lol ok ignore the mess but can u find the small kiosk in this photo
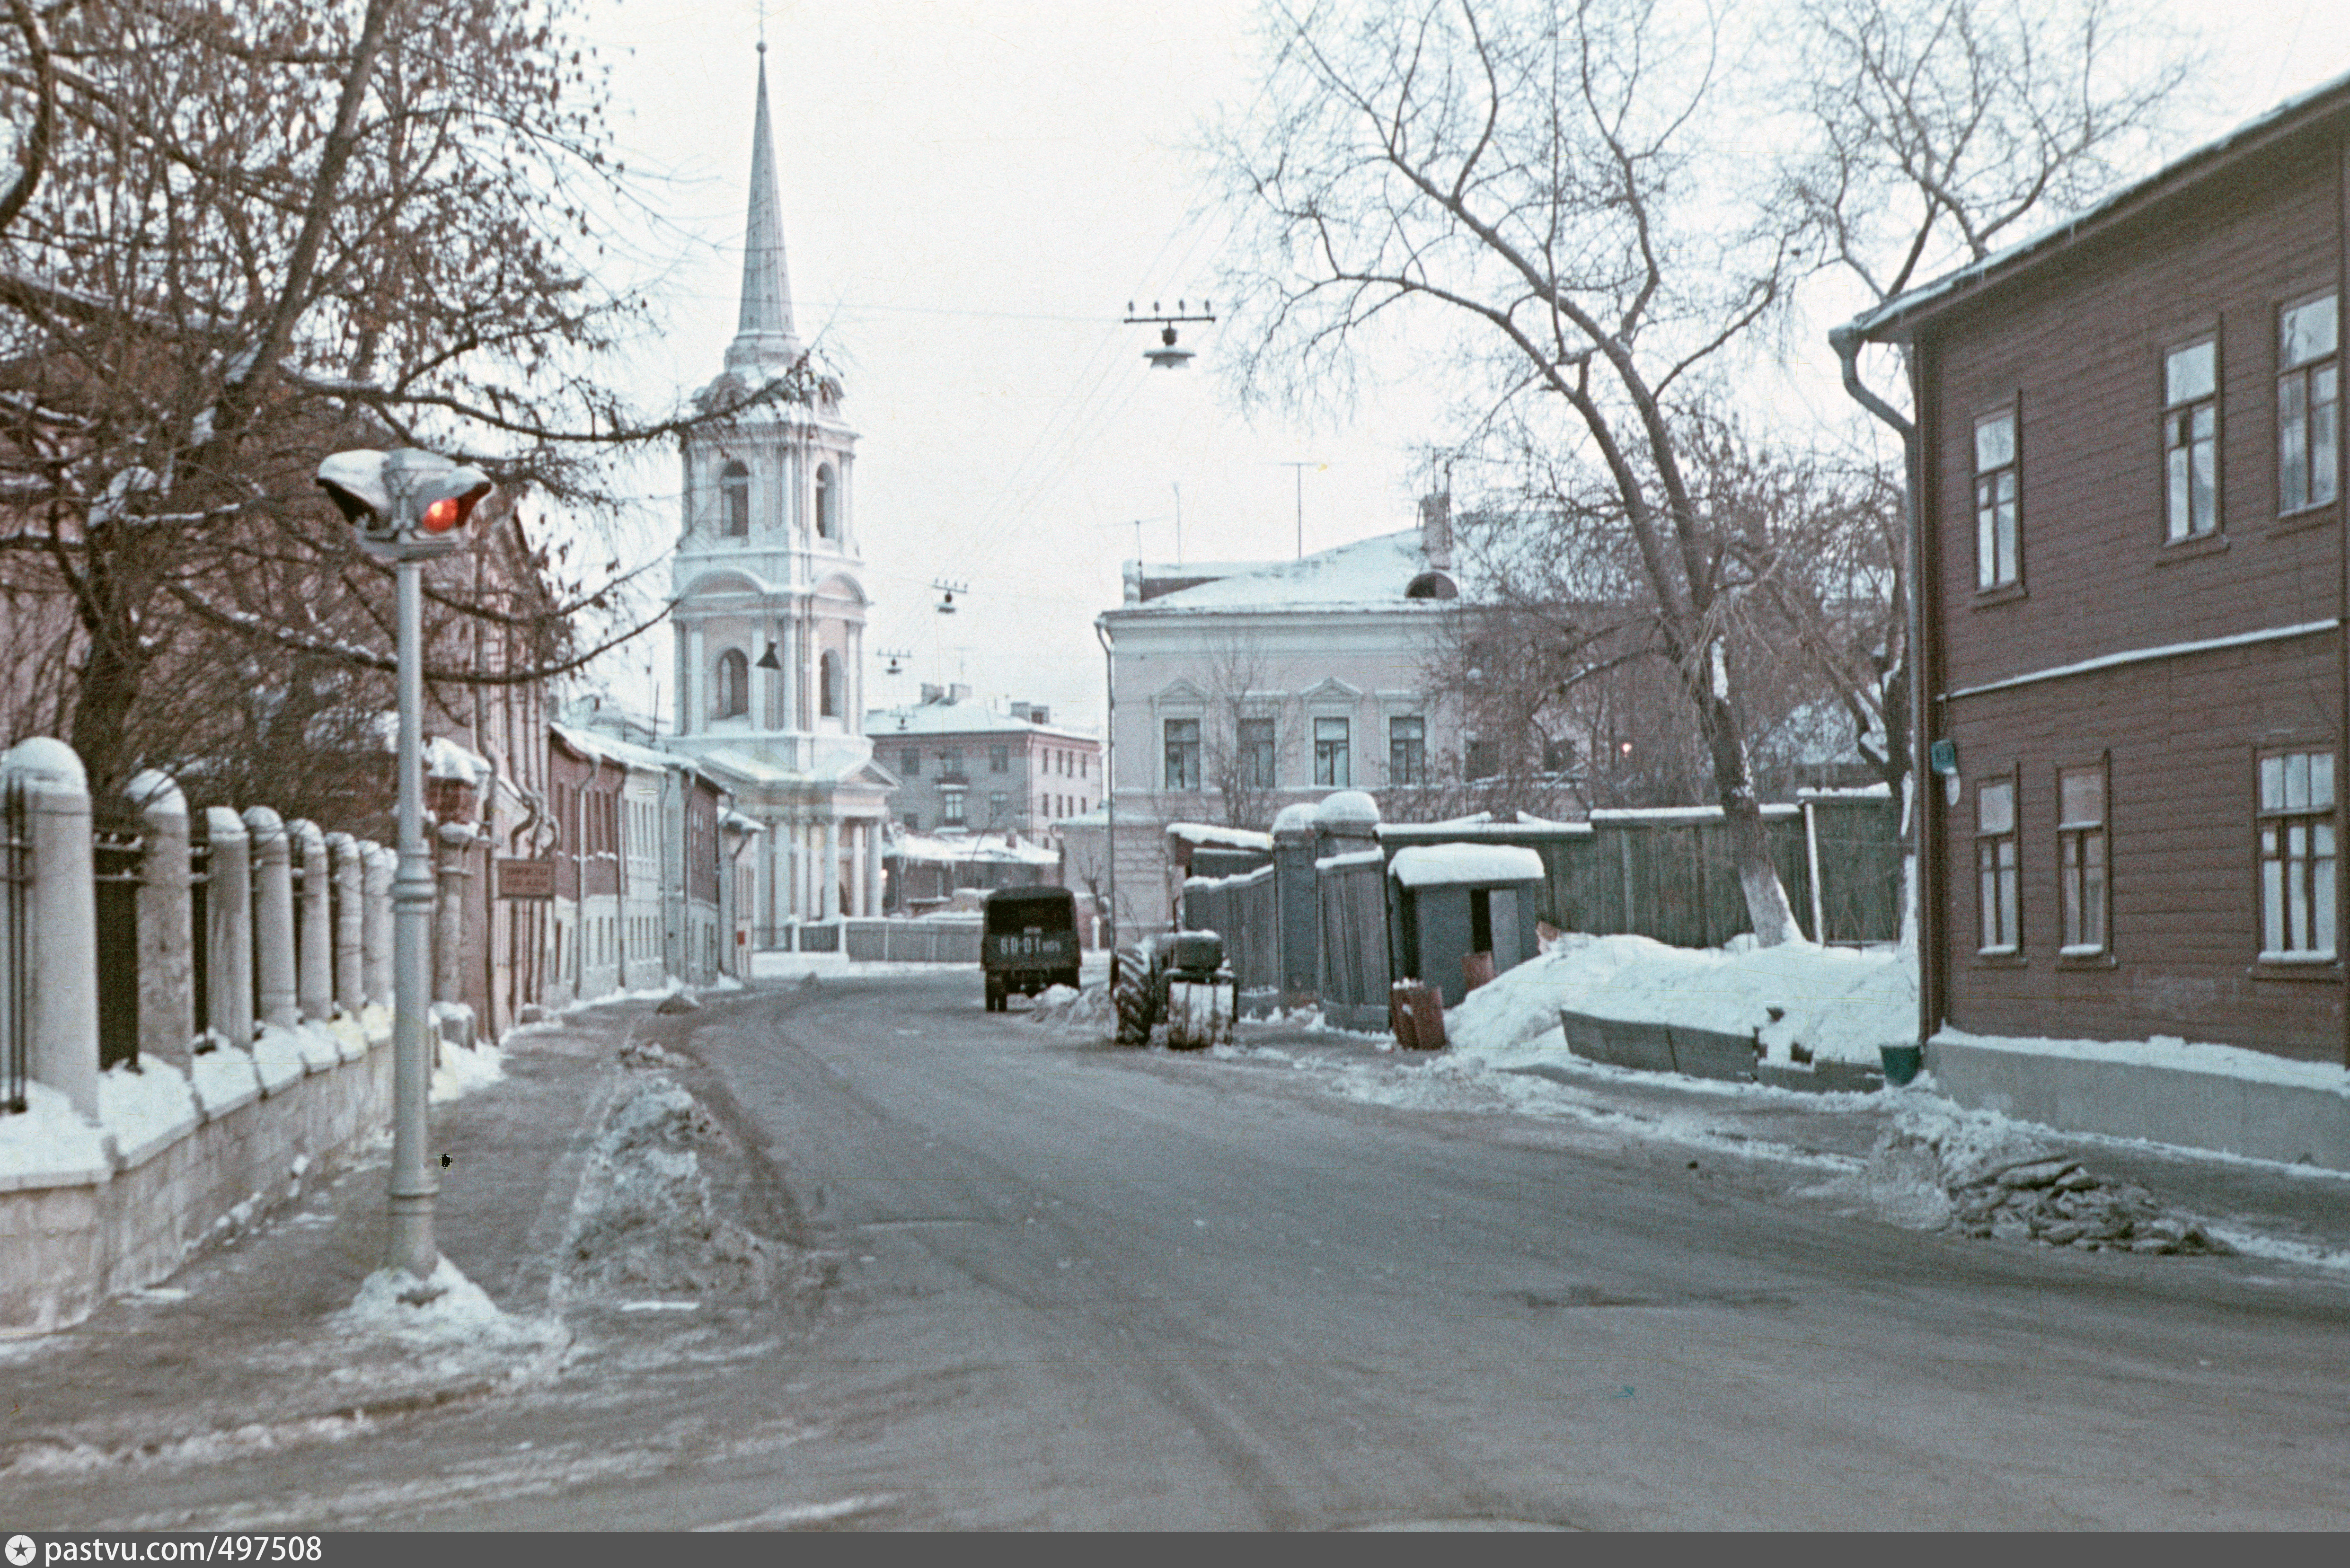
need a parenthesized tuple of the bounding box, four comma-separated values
(1386, 844, 1546, 1006)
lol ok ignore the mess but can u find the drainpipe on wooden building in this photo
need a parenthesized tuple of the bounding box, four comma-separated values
(1829, 322, 1935, 1067)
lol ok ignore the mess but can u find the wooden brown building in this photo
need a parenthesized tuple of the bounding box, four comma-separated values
(1845, 75, 2350, 1067)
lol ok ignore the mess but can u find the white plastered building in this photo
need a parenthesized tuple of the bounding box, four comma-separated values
(1091, 501, 1470, 934)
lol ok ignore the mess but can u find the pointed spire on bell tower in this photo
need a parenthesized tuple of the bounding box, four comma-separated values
(726, 43, 801, 376)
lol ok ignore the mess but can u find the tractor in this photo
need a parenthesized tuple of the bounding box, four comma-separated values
(1111, 931, 1237, 1049)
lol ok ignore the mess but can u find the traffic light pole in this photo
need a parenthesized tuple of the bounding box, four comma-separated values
(313, 444, 491, 1283)
(387, 554, 439, 1278)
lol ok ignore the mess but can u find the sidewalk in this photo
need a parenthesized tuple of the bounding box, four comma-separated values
(1207, 1013, 2350, 1277)
(0, 996, 646, 1476)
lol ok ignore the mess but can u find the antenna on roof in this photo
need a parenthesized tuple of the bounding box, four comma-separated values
(931, 579, 967, 615)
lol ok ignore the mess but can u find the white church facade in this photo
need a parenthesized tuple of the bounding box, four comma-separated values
(662, 49, 895, 946)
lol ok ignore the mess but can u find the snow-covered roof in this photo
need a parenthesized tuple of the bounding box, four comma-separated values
(1112, 530, 1467, 614)
(1166, 822, 1274, 852)
(1588, 804, 1802, 825)
(865, 700, 1096, 741)
(1850, 67, 2350, 343)
(888, 829, 1060, 866)
(1387, 843, 1547, 888)
(551, 722, 684, 776)
(424, 735, 494, 789)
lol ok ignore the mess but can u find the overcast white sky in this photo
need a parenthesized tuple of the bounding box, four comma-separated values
(574, 0, 2350, 734)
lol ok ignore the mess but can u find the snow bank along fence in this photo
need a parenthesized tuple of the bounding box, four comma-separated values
(0, 738, 416, 1334)
(1177, 790, 1904, 1028)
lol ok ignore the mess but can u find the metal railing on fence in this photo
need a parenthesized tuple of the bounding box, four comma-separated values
(3, 780, 27, 1113)
(188, 819, 212, 1049)
(91, 802, 143, 1073)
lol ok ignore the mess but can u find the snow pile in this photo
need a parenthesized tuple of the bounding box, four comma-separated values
(0, 1081, 112, 1189)
(343, 1256, 512, 1336)
(1856, 1100, 2233, 1255)
(1026, 982, 1115, 1034)
(560, 1074, 787, 1301)
(430, 1035, 505, 1103)
(335, 1255, 568, 1376)
(1448, 933, 1916, 1066)
(97, 1058, 200, 1166)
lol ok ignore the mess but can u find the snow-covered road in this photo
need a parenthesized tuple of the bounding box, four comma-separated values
(6, 974, 2344, 1529)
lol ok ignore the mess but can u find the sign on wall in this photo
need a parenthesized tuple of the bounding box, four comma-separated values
(496, 857, 555, 899)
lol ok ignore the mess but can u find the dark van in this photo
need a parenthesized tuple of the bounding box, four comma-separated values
(981, 885, 1081, 1011)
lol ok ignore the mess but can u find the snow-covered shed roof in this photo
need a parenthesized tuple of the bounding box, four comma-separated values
(1387, 843, 1546, 888)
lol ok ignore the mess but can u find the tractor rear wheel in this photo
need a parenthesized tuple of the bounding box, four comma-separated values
(1113, 946, 1156, 1045)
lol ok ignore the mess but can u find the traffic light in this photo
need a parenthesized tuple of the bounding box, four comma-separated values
(317, 448, 495, 560)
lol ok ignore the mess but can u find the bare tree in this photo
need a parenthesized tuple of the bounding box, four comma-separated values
(0, 0, 807, 798)
(1794, 0, 2202, 808)
(1797, 0, 2200, 310)
(1216, 0, 1816, 942)
(1196, 633, 1291, 830)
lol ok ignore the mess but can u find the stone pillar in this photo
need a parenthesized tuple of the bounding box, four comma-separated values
(126, 770, 194, 1067)
(289, 819, 332, 1023)
(243, 806, 297, 1031)
(864, 819, 883, 917)
(433, 822, 474, 1005)
(203, 808, 252, 1049)
(362, 842, 393, 1008)
(4, 739, 100, 1117)
(822, 818, 840, 921)
(327, 832, 364, 1017)
(793, 819, 808, 923)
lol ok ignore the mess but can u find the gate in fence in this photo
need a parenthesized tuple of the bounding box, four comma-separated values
(3, 779, 26, 1113)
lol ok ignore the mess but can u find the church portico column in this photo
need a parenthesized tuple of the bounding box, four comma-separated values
(864, 820, 883, 916)
(686, 625, 706, 734)
(848, 821, 867, 918)
(822, 818, 840, 921)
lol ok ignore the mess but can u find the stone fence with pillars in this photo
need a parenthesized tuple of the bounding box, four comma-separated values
(0, 737, 440, 1334)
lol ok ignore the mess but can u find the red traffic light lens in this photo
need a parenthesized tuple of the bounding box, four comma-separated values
(418, 480, 491, 535)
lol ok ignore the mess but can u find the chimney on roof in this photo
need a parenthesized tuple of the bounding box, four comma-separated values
(950, 683, 972, 704)
(1010, 702, 1031, 722)
(1028, 705, 1049, 725)
(920, 682, 945, 704)
(1420, 492, 1453, 571)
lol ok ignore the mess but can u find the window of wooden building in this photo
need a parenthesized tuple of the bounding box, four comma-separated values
(2257, 749, 2335, 962)
(2164, 338, 2219, 541)
(1974, 410, 2019, 590)
(1976, 775, 2019, 954)
(2279, 292, 2338, 514)
(2057, 763, 2109, 956)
